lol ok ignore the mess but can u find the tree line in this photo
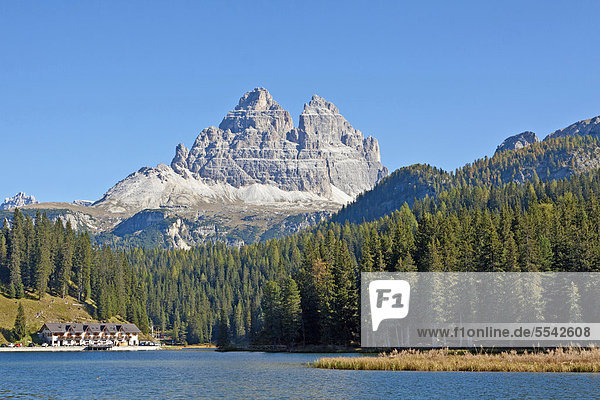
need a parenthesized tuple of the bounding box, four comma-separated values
(3, 158, 600, 346)
(0, 210, 149, 333)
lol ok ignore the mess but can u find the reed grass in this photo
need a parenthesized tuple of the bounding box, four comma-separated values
(312, 347, 600, 373)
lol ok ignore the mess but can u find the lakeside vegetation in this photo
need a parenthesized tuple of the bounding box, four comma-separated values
(313, 348, 600, 373)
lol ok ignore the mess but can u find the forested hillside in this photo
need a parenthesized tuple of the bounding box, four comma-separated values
(0, 210, 149, 333)
(332, 135, 600, 224)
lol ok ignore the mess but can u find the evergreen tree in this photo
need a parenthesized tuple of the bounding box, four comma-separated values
(34, 214, 52, 300)
(173, 309, 182, 343)
(12, 302, 27, 341)
(261, 280, 282, 343)
(8, 209, 25, 298)
(280, 278, 302, 345)
(0, 231, 7, 284)
(216, 309, 230, 349)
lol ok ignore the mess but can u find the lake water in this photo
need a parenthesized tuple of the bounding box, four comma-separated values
(1, 350, 599, 399)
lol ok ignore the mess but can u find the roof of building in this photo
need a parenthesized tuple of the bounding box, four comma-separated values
(41, 323, 68, 333)
(40, 322, 142, 335)
(69, 323, 85, 333)
(86, 323, 102, 333)
(120, 324, 142, 334)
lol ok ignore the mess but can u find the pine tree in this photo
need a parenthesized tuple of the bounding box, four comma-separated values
(262, 280, 282, 343)
(75, 232, 93, 301)
(216, 309, 230, 349)
(34, 214, 52, 300)
(232, 302, 245, 339)
(186, 313, 204, 344)
(280, 278, 302, 345)
(173, 309, 182, 343)
(56, 221, 75, 298)
(0, 231, 7, 284)
(8, 209, 25, 298)
(12, 302, 27, 341)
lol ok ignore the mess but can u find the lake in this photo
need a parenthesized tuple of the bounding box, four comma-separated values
(1, 350, 599, 399)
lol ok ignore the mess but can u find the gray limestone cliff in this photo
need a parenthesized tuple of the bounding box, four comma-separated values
(170, 88, 387, 199)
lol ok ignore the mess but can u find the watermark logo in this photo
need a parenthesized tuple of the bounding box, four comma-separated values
(362, 272, 600, 347)
(369, 280, 411, 331)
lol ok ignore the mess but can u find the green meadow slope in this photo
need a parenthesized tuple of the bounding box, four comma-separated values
(0, 293, 96, 343)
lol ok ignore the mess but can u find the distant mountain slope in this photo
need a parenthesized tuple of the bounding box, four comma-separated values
(332, 134, 600, 224)
(546, 116, 600, 140)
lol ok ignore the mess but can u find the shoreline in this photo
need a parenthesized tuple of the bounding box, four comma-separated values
(312, 348, 600, 373)
(0, 345, 161, 352)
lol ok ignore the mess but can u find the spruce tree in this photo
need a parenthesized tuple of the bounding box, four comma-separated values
(0, 232, 7, 284)
(216, 309, 230, 349)
(8, 209, 25, 298)
(262, 280, 282, 343)
(12, 302, 27, 341)
(280, 278, 302, 345)
(34, 214, 52, 300)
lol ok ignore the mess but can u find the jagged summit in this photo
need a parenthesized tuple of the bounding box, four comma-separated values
(304, 94, 339, 114)
(95, 88, 388, 214)
(234, 87, 280, 110)
(1, 192, 38, 210)
(218, 88, 293, 135)
(496, 131, 540, 154)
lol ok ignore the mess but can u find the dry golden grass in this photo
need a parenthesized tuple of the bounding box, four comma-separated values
(313, 348, 600, 373)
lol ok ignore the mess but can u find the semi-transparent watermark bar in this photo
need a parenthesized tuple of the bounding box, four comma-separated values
(361, 273, 600, 348)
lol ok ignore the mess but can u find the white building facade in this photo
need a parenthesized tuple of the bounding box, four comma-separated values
(39, 323, 141, 346)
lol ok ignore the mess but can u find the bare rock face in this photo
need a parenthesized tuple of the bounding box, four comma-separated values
(167, 88, 387, 203)
(297, 95, 387, 196)
(1, 192, 38, 210)
(545, 116, 600, 140)
(218, 88, 294, 136)
(495, 131, 540, 154)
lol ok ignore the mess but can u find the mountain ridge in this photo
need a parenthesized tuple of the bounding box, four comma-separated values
(332, 118, 600, 225)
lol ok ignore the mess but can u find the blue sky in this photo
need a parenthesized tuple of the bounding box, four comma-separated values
(2, 1, 600, 203)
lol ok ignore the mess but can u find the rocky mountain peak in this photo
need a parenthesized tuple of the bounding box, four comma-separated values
(99, 88, 387, 215)
(1, 192, 38, 210)
(235, 87, 278, 111)
(305, 94, 340, 114)
(218, 88, 293, 135)
(299, 94, 363, 148)
(496, 131, 540, 154)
